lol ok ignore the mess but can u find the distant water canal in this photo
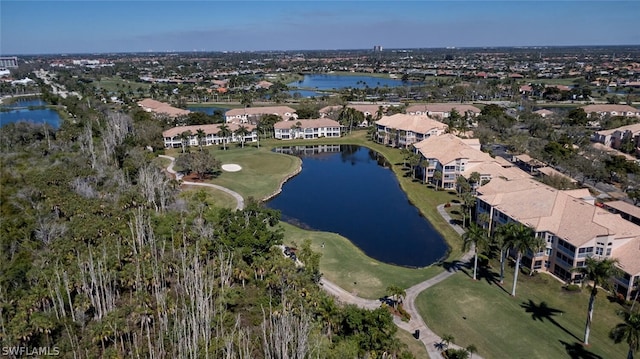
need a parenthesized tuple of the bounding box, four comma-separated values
(266, 145, 448, 267)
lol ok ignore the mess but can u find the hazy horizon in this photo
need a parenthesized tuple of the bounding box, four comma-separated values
(2, 1, 639, 56)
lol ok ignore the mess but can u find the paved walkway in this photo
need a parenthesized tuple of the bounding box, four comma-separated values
(159, 155, 245, 210)
(320, 203, 483, 359)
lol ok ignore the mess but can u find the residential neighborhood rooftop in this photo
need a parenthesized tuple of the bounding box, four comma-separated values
(375, 113, 446, 134)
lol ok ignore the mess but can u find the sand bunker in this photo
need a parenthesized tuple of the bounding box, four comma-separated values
(221, 164, 242, 172)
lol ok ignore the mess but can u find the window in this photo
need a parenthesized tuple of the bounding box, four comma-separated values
(595, 248, 604, 255)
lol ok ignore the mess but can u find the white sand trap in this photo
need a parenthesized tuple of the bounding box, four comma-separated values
(221, 164, 242, 172)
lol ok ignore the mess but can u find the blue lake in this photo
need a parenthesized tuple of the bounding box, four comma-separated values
(187, 106, 229, 115)
(0, 99, 61, 128)
(289, 74, 406, 91)
(267, 145, 448, 267)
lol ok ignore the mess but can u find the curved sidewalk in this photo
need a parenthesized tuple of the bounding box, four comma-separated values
(159, 154, 245, 210)
(320, 203, 481, 359)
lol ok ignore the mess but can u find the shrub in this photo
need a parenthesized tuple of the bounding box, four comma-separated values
(564, 284, 581, 292)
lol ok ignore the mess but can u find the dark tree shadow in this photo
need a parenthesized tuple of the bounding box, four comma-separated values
(559, 340, 603, 359)
(476, 265, 511, 294)
(521, 300, 581, 342)
(438, 260, 470, 275)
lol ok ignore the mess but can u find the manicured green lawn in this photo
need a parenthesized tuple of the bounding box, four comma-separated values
(280, 222, 440, 300)
(166, 146, 302, 202)
(417, 263, 627, 359)
(95, 76, 150, 93)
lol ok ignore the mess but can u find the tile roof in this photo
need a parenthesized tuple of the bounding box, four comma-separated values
(612, 239, 640, 276)
(414, 134, 495, 166)
(582, 104, 640, 115)
(478, 177, 640, 248)
(375, 113, 447, 134)
(603, 200, 640, 219)
(594, 122, 640, 136)
(138, 98, 191, 117)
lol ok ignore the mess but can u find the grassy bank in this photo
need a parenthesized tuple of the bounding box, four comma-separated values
(417, 262, 627, 358)
(280, 222, 440, 299)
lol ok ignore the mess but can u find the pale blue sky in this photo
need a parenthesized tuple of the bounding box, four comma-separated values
(1, 1, 639, 55)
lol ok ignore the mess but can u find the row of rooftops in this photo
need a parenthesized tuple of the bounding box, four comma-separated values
(403, 131, 640, 276)
(477, 175, 640, 276)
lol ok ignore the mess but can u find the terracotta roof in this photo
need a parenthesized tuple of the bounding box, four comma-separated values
(162, 123, 256, 138)
(612, 238, 640, 276)
(414, 134, 496, 166)
(603, 200, 640, 219)
(537, 167, 577, 183)
(594, 123, 640, 137)
(478, 177, 640, 248)
(138, 99, 191, 117)
(273, 118, 340, 129)
(376, 113, 447, 134)
(582, 104, 640, 114)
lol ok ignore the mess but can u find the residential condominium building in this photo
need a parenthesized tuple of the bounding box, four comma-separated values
(582, 104, 640, 118)
(225, 106, 297, 124)
(591, 123, 640, 152)
(413, 134, 528, 189)
(138, 99, 191, 118)
(476, 177, 640, 300)
(405, 103, 481, 119)
(375, 113, 447, 148)
(162, 123, 257, 148)
(273, 119, 341, 140)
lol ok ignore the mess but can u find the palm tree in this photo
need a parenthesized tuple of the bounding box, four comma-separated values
(179, 130, 192, 153)
(469, 171, 481, 194)
(408, 153, 422, 180)
(462, 223, 489, 281)
(492, 225, 509, 284)
(574, 257, 622, 345)
(506, 223, 543, 297)
(466, 344, 478, 359)
(386, 285, 406, 310)
(433, 170, 443, 190)
(217, 124, 231, 150)
(610, 310, 640, 359)
(234, 125, 249, 148)
(195, 128, 206, 151)
(440, 334, 455, 351)
(461, 192, 476, 227)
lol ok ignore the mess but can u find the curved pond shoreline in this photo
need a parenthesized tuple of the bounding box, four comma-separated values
(266, 145, 448, 267)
